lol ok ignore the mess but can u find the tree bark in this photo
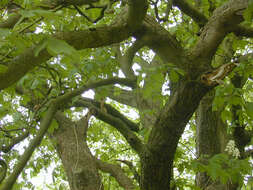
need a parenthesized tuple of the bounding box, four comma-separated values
(195, 91, 239, 190)
(51, 112, 103, 190)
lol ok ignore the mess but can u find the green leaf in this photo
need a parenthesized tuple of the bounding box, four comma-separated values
(32, 9, 57, 19)
(229, 96, 242, 106)
(245, 102, 253, 119)
(46, 38, 76, 56)
(0, 107, 9, 118)
(170, 69, 179, 82)
(19, 9, 56, 19)
(0, 28, 11, 37)
(31, 79, 40, 89)
(243, 0, 253, 21)
(221, 109, 232, 123)
(34, 40, 48, 57)
(19, 10, 36, 18)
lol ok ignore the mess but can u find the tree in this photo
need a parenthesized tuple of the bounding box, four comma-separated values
(0, 0, 252, 189)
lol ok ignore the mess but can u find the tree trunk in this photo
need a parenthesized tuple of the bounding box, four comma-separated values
(195, 91, 238, 190)
(51, 112, 103, 190)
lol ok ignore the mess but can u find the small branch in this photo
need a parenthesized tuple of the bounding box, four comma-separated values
(242, 149, 253, 158)
(119, 40, 145, 80)
(57, 77, 137, 104)
(179, 141, 197, 158)
(233, 25, 253, 38)
(74, 5, 94, 23)
(76, 112, 92, 140)
(75, 97, 139, 132)
(18, 17, 43, 34)
(0, 103, 58, 190)
(151, 0, 173, 22)
(94, 157, 136, 190)
(173, 0, 208, 27)
(74, 4, 107, 23)
(0, 127, 24, 133)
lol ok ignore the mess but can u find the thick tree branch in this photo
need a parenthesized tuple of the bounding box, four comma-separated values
(174, 0, 253, 38)
(0, 25, 131, 90)
(73, 99, 144, 154)
(136, 15, 187, 69)
(173, 0, 208, 27)
(190, 0, 249, 68)
(115, 40, 144, 79)
(94, 158, 136, 190)
(141, 80, 210, 189)
(39, 0, 99, 8)
(75, 97, 139, 132)
(233, 25, 253, 37)
(52, 111, 103, 190)
(127, 0, 148, 31)
(107, 87, 137, 108)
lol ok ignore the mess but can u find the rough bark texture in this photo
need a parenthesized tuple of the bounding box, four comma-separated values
(140, 80, 210, 190)
(0, 0, 252, 189)
(52, 112, 103, 190)
(195, 91, 230, 190)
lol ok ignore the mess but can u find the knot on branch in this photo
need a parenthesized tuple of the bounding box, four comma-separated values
(200, 63, 237, 86)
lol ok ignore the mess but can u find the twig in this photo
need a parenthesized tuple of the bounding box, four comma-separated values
(74, 4, 107, 23)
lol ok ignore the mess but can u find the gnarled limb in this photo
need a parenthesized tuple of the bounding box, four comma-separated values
(190, 0, 249, 71)
(113, 40, 144, 80)
(74, 99, 144, 154)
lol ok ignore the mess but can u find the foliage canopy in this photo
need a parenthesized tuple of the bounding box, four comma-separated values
(0, 0, 253, 190)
